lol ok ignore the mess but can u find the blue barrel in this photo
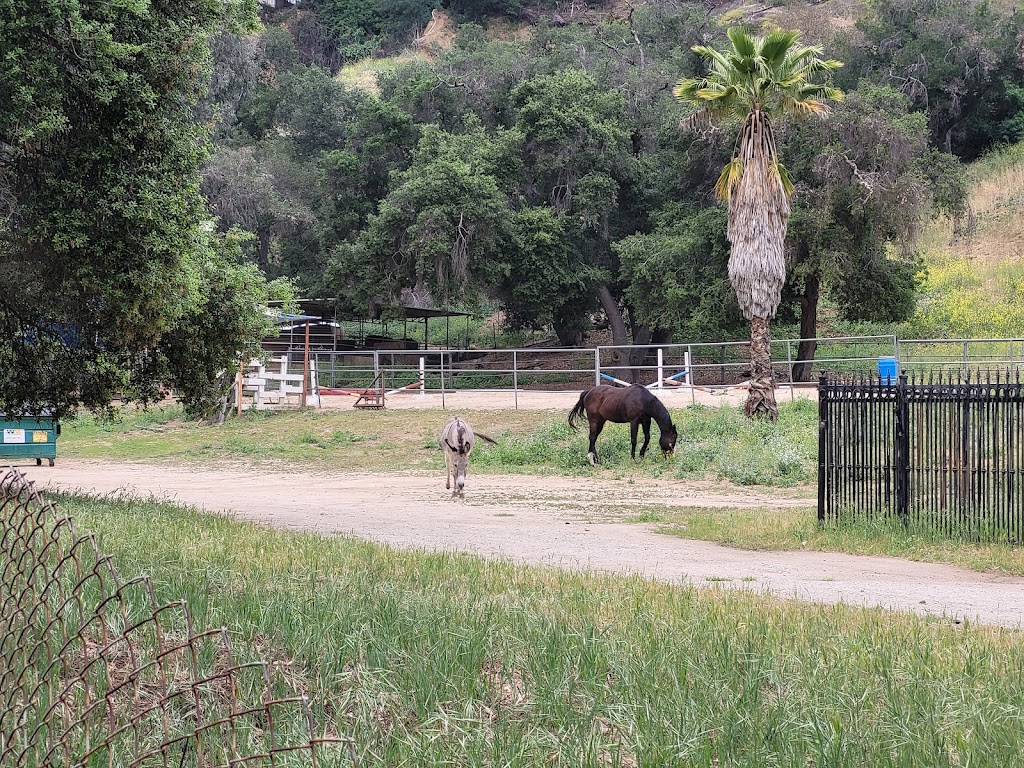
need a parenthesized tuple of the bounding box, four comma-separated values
(878, 357, 898, 381)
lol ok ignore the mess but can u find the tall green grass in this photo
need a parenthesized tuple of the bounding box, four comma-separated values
(61, 492, 1024, 767)
(474, 401, 818, 486)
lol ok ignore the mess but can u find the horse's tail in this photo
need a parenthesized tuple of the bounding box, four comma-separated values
(475, 431, 498, 445)
(568, 389, 589, 430)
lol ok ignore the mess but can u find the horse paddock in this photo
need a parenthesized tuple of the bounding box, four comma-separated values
(316, 383, 819, 411)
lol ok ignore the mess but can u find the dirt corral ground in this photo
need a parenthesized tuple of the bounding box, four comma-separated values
(28, 461, 1024, 629)
(319, 384, 819, 411)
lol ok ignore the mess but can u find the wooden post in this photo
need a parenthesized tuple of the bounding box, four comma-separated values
(301, 320, 310, 408)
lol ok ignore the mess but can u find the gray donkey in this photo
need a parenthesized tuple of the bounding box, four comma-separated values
(440, 416, 497, 497)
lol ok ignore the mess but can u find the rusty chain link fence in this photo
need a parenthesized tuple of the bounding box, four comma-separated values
(1, 468, 352, 767)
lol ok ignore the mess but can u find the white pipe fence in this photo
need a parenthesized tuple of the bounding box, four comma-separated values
(304, 335, 1024, 408)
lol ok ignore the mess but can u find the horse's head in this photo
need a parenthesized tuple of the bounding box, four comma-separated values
(659, 424, 678, 458)
(446, 439, 471, 492)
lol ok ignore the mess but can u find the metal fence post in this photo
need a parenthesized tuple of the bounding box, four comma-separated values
(687, 346, 695, 405)
(419, 356, 425, 397)
(786, 340, 794, 401)
(896, 373, 910, 523)
(440, 350, 446, 409)
(595, 348, 602, 387)
(513, 350, 519, 410)
(818, 374, 828, 523)
(657, 348, 664, 389)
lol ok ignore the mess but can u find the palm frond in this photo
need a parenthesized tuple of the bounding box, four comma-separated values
(760, 29, 800, 68)
(672, 77, 703, 102)
(692, 45, 734, 75)
(782, 96, 832, 115)
(714, 157, 743, 201)
(775, 161, 795, 198)
(696, 85, 737, 102)
(727, 27, 757, 58)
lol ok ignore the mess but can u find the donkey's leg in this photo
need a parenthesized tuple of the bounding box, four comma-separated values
(445, 451, 452, 490)
(588, 419, 605, 466)
(630, 420, 640, 459)
(638, 417, 652, 458)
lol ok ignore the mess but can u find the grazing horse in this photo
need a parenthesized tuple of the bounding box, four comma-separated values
(568, 385, 677, 466)
(440, 416, 497, 497)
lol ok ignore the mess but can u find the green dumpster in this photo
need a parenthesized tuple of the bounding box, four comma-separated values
(1, 413, 60, 467)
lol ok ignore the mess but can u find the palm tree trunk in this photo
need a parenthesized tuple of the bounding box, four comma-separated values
(746, 315, 778, 420)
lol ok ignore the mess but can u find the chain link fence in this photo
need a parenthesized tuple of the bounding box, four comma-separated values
(0, 468, 352, 767)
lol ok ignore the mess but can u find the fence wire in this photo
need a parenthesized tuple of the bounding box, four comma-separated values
(0, 468, 353, 768)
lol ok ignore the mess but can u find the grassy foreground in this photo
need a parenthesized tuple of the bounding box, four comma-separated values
(62, 492, 1024, 767)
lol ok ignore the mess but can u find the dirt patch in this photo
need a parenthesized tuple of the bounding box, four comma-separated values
(317, 385, 818, 411)
(28, 461, 1024, 629)
(415, 8, 457, 50)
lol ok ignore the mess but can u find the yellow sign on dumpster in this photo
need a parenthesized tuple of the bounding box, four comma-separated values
(33, 431, 48, 443)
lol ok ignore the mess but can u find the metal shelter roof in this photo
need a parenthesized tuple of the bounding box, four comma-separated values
(267, 299, 473, 321)
(391, 306, 474, 319)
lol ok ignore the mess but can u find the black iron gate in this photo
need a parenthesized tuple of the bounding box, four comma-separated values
(819, 371, 1024, 541)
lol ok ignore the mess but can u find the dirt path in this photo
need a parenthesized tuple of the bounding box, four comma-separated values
(26, 461, 1024, 629)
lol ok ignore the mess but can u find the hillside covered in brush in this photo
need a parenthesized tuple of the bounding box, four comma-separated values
(204, 0, 1024, 364)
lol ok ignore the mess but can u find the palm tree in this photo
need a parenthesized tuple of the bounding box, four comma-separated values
(674, 28, 842, 420)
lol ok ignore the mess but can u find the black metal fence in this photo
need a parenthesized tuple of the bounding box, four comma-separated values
(819, 371, 1024, 541)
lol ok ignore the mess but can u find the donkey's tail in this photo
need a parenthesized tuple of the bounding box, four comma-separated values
(567, 389, 589, 430)
(475, 431, 498, 445)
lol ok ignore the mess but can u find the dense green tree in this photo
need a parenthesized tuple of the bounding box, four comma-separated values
(0, 0, 280, 418)
(511, 69, 639, 347)
(210, 65, 418, 295)
(309, 0, 434, 60)
(151, 231, 294, 420)
(674, 28, 842, 420)
(616, 207, 743, 341)
(844, 0, 1024, 158)
(487, 207, 603, 346)
(781, 86, 968, 379)
(331, 123, 516, 313)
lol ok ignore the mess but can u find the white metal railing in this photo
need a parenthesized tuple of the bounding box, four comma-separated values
(304, 336, 1024, 408)
(896, 338, 1024, 373)
(309, 335, 892, 402)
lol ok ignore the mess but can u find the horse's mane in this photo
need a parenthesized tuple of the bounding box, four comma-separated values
(642, 387, 674, 429)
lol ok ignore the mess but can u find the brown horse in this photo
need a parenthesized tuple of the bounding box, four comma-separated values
(568, 384, 677, 466)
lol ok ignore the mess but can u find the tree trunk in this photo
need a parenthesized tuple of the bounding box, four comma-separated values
(746, 315, 778, 421)
(256, 227, 272, 271)
(598, 285, 630, 381)
(792, 272, 820, 382)
(651, 328, 673, 346)
(627, 325, 652, 383)
(552, 316, 582, 346)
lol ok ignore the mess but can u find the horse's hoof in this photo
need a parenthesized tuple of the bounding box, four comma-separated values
(587, 452, 598, 467)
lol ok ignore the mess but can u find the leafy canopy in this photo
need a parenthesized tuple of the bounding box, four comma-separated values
(0, 0, 276, 419)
